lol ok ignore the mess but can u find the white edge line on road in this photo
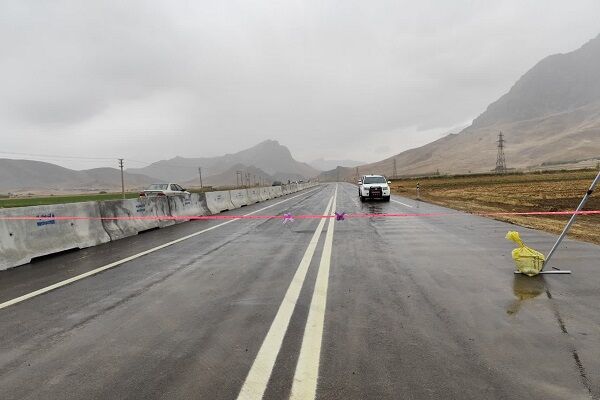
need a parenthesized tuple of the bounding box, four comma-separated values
(0, 187, 321, 311)
(236, 192, 335, 400)
(289, 184, 338, 400)
(391, 198, 413, 208)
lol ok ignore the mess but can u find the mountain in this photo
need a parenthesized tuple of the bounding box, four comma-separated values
(0, 159, 159, 194)
(129, 140, 319, 183)
(322, 34, 600, 180)
(309, 158, 365, 171)
(181, 164, 271, 188)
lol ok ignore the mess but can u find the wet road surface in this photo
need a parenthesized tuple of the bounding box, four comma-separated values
(1, 183, 599, 399)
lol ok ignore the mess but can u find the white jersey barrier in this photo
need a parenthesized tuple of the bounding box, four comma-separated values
(246, 188, 261, 204)
(205, 191, 235, 214)
(0, 183, 320, 270)
(272, 186, 283, 197)
(99, 197, 174, 241)
(259, 187, 271, 201)
(168, 193, 210, 222)
(0, 202, 111, 270)
(230, 189, 250, 208)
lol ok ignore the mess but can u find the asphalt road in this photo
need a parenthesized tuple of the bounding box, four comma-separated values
(1, 183, 600, 400)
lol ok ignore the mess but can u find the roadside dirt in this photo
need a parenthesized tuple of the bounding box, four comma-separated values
(391, 169, 600, 245)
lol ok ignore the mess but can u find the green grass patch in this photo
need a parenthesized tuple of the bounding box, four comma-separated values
(0, 192, 140, 208)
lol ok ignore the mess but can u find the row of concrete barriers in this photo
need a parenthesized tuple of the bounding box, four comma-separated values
(0, 183, 318, 270)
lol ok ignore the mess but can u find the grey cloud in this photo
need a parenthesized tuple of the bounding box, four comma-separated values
(1, 0, 599, 167)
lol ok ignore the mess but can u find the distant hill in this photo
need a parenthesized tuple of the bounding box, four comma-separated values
(0, 159, 158, 194)
(129, 140, 319, 183)
(322, 33, 600, 180)
(309, 158, 365, 171)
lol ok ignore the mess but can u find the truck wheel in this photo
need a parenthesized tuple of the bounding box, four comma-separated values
(384, 196, 391, 202)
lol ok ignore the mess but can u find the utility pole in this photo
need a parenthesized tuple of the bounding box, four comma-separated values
(393, 158, 397, 179)
(236, 171, 242, 188)
(495, 132, 507, 173)
(118, 158, 125, 199)
(355, 167, 359, 183)
(198, 167, 203, 188)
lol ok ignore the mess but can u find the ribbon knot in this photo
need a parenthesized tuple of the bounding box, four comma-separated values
(335, 212, 346, 221)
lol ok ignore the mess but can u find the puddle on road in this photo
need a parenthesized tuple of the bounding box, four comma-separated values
(506, 275, 545, 315)
(360, 201, 389, 221)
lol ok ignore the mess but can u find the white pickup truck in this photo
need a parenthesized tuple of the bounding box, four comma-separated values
(358, 175, 391, 202)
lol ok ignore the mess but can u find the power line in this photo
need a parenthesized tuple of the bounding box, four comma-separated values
(0, 150, 115, 161)
(0, 150, 202, 170)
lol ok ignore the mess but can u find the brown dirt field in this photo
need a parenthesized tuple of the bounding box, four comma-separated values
(390, 169, 600, 245)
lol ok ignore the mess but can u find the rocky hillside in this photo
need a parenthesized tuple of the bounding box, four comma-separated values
(0, 159, 158, 193)
(323, 34, 600, 180)
(129, 140, 319, 182)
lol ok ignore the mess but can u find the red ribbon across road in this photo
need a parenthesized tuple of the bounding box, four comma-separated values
(0, 210, 599, 221)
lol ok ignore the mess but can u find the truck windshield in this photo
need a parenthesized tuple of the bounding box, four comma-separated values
(363, 177, 386, 184)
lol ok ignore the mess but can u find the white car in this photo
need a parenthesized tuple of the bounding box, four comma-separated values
(358, 175, 391, 202)
(140, 183, 190, 198)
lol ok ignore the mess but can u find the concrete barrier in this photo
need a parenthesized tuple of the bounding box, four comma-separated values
(281, 185, 291, 195)
(272, 186, 283, 197)
(246, 188, 261, 204)
(168, 193, 210, 223)
(98, 197, 174, 241)
(267, 186, 278, 198)
(205, 191, 235, 214)
(229, 189, 250, 208)
(0, 201, 111, 270)
(259, 187, 271, 201)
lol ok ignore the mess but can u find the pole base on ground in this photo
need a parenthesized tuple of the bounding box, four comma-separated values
(513, 270, 572, 275)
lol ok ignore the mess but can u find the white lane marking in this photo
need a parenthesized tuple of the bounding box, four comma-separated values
(236, 194, 335, 400)
(391, 199, 413, 208)
(290, 184, 338, 400)
(0, 188, 321, 311)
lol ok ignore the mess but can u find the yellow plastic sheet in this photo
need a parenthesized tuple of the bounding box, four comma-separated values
(505, 231, 545, 276)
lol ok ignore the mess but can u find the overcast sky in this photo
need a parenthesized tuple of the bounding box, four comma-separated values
(1, 1, 599, 170)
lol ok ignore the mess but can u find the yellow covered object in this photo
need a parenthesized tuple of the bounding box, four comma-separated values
(506, 231, 545, 276)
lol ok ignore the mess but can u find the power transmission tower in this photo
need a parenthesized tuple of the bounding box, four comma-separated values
(118, 159, 125, 199)
(198, 167, 203, 188)
(236, 171, 242, 187)
(495, 131, 507, 173)
(393, 158, 397, 179)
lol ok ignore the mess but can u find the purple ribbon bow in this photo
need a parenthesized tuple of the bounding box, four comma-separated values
(282, 213, 295, 224)
(335, 212, 346, 221)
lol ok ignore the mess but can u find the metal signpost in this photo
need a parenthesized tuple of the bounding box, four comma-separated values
(514, 169, 600, 275)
